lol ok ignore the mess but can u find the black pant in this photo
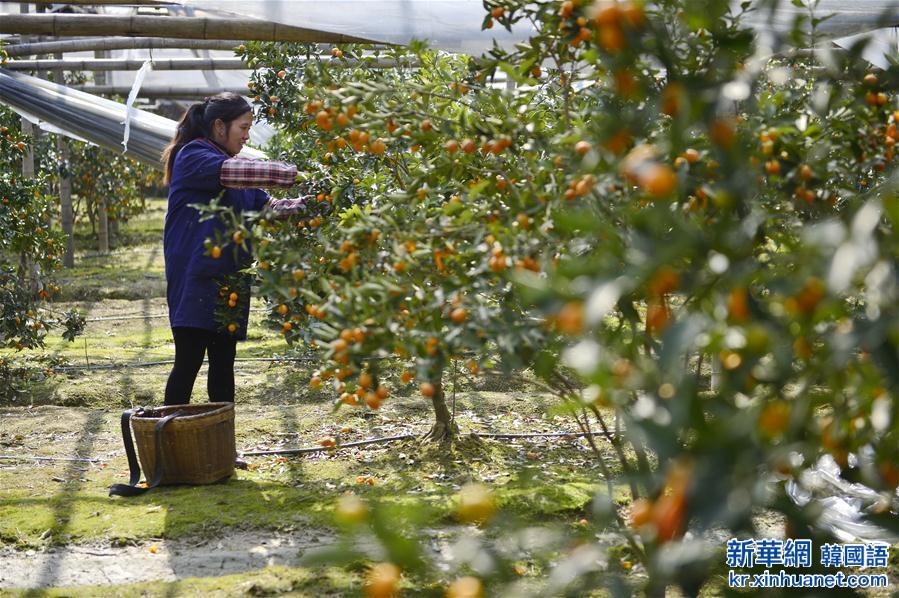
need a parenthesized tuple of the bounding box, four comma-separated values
(164, 327, 237, 405)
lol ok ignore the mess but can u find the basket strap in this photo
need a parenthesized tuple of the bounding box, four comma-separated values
(109, 409, 182, 497)
(108, 408, 141, 496)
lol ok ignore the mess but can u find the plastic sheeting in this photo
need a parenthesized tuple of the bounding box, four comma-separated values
(0, 3, 275, 148)
(0, 68, 266, 169)
(121, 59, 153, 154)
(97, 4, 261, 100)
(786, 455, 899, 543)
(173, 0, 527, 56)
(0, 2, 277, 150)
(172, 0, 899, 56)
(833, 27, 899, 70)
(741, 1, 899, 39)
(2, 0, 897, 156)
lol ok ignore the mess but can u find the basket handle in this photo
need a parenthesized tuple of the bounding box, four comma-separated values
(109, 408, 183, 497)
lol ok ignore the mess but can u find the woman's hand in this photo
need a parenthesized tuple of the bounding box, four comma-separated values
(267, 196, 312, 219)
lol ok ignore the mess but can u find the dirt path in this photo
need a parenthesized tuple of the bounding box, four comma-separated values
(0, 529, 335, 589)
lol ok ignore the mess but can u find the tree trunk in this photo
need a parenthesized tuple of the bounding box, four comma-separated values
(20, 118, 34, 177)
(57, 136, 75, 268)
(85, 194, 96, 236)
(97, 201, 109, 254)
(18, 117, 39, 292)
(92, 45, 110, 255)
(103, 216, 119, 243)
(709, 354, 722, 391)
(17, 251, 40, 295)
(422, 372, 459, 443)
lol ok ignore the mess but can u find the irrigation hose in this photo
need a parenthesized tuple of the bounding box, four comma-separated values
(238, 430, 608, 457)
(240, 433, 416, 456)
(84, 307, 271, 322)
(0, 455, 105, 463)
(50, 351, 485, 371)
(0, 430, 610, 463)
(52, 356, 317, 371)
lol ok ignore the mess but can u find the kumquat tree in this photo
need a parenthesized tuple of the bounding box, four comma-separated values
(69, 142, 161, 236)
(196, 0, 899, 593)
(0, 107, 84, 356)
(224, 41, 557, 442)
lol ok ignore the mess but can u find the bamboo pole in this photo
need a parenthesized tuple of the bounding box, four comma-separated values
(3, 37, 244, 57)
(6, 0, 167, 4)
(4, 57, 248, 71)
(3, 56, 411, 70)
(0, 14, 378, 44)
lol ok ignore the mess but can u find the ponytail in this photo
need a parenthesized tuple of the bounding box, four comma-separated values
(161, 92, 252, 185)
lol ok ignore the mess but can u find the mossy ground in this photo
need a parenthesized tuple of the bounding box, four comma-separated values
(0, 566, 372, 598)
(0, 199, 628, 595)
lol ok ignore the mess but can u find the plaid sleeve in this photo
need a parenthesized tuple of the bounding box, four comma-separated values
(220, 157, 297, 189)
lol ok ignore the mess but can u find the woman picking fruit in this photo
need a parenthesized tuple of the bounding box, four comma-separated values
(161, 92, 304, 406)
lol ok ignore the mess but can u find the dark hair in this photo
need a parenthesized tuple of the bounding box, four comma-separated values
(161, 92, 252, 185)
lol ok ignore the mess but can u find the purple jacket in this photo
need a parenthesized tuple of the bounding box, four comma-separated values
(164, 138, 268, 339)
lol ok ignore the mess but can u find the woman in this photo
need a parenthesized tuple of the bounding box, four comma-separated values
(161, 92, 303, 406)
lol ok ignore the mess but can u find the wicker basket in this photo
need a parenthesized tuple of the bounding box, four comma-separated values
(131, 403, 235, 485)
